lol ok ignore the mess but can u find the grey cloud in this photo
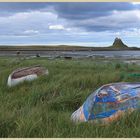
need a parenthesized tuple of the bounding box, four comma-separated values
(53, 2, 135, 19)
(0, 3, 49, 16)
(0, 2, 140, 33)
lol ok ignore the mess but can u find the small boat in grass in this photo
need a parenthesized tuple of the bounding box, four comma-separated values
(7, 65, 49, 87)
(71, 82, 140, 124)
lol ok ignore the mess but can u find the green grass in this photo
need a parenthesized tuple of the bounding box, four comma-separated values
(0, 57, 140, 137)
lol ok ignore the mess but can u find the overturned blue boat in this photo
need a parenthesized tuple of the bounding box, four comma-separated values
(71, 82, 140, 124)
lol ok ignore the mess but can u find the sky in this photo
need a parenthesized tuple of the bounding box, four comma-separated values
(0, 2, 140, 47)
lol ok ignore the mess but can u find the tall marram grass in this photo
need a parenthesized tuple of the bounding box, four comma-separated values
(0, 57, 140, 137)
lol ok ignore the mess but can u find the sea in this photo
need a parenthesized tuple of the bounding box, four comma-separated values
(1, 50, 140, 59)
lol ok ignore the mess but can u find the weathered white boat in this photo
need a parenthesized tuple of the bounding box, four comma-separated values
(7, 65, 49, 87)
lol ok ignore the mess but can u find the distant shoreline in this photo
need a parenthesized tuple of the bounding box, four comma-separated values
(0, 45, 140, 51)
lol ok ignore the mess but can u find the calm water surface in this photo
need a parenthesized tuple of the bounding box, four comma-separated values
(1, 50, 140, 58)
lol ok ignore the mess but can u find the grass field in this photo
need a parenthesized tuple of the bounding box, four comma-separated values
(0, 57, 140, 137)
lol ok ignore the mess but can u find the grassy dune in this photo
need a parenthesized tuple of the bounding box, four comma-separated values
(0, 57, 140, 137)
